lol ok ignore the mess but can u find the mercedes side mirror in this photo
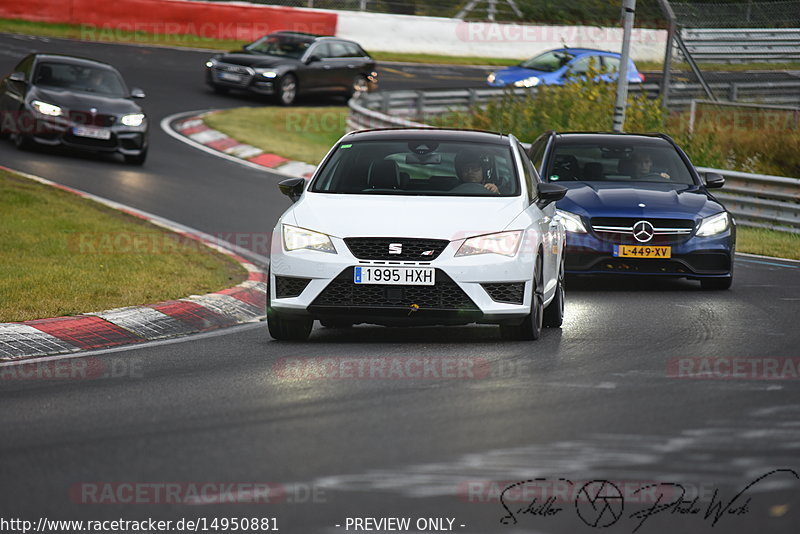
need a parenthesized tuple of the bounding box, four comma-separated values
(130, 87, 146, 99)
(9, 72, 25, 83)
(305, 55, 321, 65)
(705, 172, 725, 189)
(536, 182, 567, 208)
(279, 177, 306, 203)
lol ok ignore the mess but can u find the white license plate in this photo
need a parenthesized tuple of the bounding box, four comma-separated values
(72, 126, 111, 140)
(354, 266, 435, 286)
(219, 72, 243, 82)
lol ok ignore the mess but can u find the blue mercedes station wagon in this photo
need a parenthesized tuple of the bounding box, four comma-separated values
(529, 132, 735, 290)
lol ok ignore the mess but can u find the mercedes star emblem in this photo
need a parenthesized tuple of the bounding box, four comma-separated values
(632, 220, 655, 243)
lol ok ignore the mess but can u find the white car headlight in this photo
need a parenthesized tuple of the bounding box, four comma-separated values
(455, 230, 523, 258)
(32, 100, 63, 117)
(282, 224, 336, 254)
(696, 212, 729, 237)
(555, 210, 587, 234)
(255, 69, 278, 78)
(120, 113, 145, 127)
(513, 76, 540, 88)
(487, 72, 496, 83)
(205, 58, 217, 68)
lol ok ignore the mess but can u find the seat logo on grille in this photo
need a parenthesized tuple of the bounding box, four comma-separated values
(388, 243, 403, 255)
(633, 220, 655, 243)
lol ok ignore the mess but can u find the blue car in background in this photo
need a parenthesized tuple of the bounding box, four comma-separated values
(528, 132, 735, 290)
(487, 48, 644, 88)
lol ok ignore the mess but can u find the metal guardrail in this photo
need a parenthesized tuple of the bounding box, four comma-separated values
(698, 167, 800, 233)
(353, 80, 800, 118)
(682, 28, 800, 63)
(348, 91, 800, 234)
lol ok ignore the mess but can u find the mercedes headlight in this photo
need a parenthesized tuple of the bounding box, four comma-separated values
(455, 230, 523, 258)
(255, 69, 278, 78)
(555, 210, 587, 234)
(513, 76, 540, 88)
(696, 212, 729, 237)
(282, 224, 336, 254)
(120, 113, 145, 127)
(31, 100, 63, 117)
(487, 72, 496, 84)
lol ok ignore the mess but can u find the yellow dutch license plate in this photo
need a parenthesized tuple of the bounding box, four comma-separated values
(613, 245, 671, 258)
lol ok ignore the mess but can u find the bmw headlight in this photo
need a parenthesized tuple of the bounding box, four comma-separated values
(487, 72, 496, 83)
(455, 230, 523, 258)
(555, 210, 587, 234)
(255, 69, 278, 78)
(282, 224, 336, 254)
(120, 113, 145, 127)
(696, 212, 729, 237)
(31, 100, 63, 117)
(513, 76, 540, 88)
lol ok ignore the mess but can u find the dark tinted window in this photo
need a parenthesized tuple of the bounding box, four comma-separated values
(33, 62, 127, 97)
(546, 138, 696, 185)
(342, 42, 366, 57)
(14, 55, 34, 78)
(312, 43, 333, 59)
(311, 140, 520, 197)
(568, 55, 600, 74)
(603, 55, 621, 73)
(528, 135, 549, 173)
(328, 42, 351, 58)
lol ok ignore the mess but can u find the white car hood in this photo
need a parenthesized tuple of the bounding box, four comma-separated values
(287, 193, 525, 241)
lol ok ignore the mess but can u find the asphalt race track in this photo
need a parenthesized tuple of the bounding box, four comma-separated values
(1, 34, 799, 534)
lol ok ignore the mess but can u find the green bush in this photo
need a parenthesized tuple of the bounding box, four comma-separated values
(430, 65, 800, 177)
(432, 63, 666, 141)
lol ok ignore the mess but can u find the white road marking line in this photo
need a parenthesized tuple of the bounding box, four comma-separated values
(0, 322, 265, 368)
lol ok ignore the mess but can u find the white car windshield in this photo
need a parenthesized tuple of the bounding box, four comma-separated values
(310, 140, 521, 196)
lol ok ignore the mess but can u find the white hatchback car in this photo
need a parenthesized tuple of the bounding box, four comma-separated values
(268, 129, 567, 341)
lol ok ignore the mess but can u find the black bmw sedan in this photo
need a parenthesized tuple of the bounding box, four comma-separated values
(205, 31, 378, 105)
(0, 53, 149, 165)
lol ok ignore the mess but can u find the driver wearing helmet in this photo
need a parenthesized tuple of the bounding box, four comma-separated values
(454, 151, 499, 193)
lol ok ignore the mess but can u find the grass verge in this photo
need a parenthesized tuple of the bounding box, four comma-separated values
(203, 106, 347, 165)
(736, 227, 800, 261)
(0, 169, 247, 322)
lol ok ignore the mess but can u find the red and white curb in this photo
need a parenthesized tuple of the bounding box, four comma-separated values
(162, 111, 318, 179)
(0, 166, 267, 362)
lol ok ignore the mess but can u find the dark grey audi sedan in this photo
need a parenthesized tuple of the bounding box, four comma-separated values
(0, 53, 149, 165)
(205, 31, 378, 105)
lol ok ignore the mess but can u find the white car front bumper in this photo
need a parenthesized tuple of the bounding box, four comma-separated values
(269, 233, 539, 326)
